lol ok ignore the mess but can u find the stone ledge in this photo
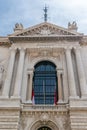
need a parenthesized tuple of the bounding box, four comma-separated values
(21, 103, 69, 114)
(0, 98, 21, 109)
(69, 97, 87, 110)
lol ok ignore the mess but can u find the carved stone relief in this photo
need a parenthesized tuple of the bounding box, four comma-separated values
(20, 110, 70, 130)
(55, 115, 71, 130)
(40, 112, 49, 124)
(17, 23, 75, 36)
(27, 49, 64, 70)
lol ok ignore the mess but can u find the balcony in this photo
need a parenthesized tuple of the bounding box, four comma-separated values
(21, 103, 69, 113)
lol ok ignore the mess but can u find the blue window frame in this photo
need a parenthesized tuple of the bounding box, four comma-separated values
(33, 61, 58, 104)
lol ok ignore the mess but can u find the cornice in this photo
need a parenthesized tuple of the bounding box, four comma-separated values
(21, 103, 69, 112)
(79, 36, 87, 45)
(0, 37, 11, 47)
(9, 22, 81, 36)
(9, 35, 83, 42)
(0, 42, 11, 47)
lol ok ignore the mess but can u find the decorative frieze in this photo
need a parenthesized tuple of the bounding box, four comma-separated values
(20, 107, 70, 130)
(27, 48, 64, 71)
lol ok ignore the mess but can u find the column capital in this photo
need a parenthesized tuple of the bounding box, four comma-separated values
(27, 68, 34, 76)
(73, 47, 81, 52)
(64, 47, 72, 55)
(9, 47, 17, 52)
(18, 47, 26, 51)
(64, 46, 72, 51)
(56, 69, 63, 75)
(18, 48, 26, 55)
(20, 48, 26, 51)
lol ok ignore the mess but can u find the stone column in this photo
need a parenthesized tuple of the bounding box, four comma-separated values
(27, 70, 33, 103)
(12, 48, 25, 98)
(57, 70, 63, 103)
(65, 48, 77, 97)
(74, 48, 87, 97)
(2, 48, 16, 97)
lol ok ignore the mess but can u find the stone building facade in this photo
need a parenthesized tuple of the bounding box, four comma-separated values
(0, 21, 87, 130)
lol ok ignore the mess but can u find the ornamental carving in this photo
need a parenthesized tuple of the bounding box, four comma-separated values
(40, 113, 49, 123)
(20, 116, 27, 130)
(29, 49, 63, 61)
(63, 118, 71, 130)
(15, 22, 76, 37)
(39, 50, 52, 57)
(14, 23, 23, 32)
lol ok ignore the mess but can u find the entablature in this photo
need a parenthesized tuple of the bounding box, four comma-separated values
(79, 36, 87, 45)
(0, 37, 11, 47)
(11, 40, 80, 50)
(9, 35, 82, 43)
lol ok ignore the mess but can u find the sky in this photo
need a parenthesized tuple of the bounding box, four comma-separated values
(0, 0, 87, 36)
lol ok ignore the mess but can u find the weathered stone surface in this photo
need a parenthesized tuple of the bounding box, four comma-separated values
(0, 22, 87, 130)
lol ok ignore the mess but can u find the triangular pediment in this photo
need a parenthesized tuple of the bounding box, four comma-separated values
(10, 22, 81, 37)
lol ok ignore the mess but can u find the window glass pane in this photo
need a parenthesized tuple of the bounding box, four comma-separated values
(33, 61, 58, 105)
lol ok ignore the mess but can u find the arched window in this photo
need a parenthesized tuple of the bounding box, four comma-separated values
(38, 126, 52, 130)
(33, 61, 58, 104)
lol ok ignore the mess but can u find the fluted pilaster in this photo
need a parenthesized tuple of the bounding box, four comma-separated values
(2, 48, 16, 97)
(65, 48, 77, 97)
(12, 48, 25, 97)
(75, 48, 87, 97)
